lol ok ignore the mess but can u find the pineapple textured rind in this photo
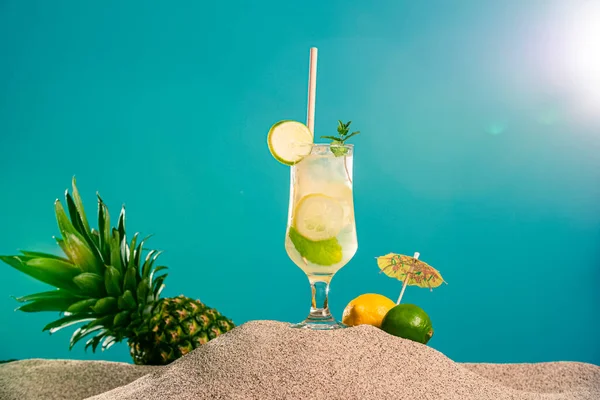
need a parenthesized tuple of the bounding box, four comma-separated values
(129, 295, 235, 365)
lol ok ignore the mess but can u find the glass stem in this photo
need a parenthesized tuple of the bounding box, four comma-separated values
(308, 278, 333, 320)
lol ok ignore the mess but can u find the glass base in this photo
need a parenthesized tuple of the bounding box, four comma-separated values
(290, 315, 347, 330)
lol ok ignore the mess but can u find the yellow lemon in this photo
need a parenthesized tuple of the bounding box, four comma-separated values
(342, 294, 396, 328)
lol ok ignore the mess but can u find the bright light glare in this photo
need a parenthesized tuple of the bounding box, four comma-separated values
(561, 2, 600, 117)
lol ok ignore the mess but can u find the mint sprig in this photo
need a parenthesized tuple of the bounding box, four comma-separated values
(321, 120, 360, 157)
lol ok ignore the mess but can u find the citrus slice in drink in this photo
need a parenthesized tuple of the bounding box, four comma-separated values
(288, 227, 343, 266)
(267, 120, 313, 165)
(293, 194, 344, 241)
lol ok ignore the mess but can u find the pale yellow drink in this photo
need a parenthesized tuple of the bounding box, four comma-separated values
(285, 144, 357, 280)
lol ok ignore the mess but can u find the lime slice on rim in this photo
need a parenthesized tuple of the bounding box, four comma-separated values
(293, 194, 344, 241)
(267, 120, 313, 165)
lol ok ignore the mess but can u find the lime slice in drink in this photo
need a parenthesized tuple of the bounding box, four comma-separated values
(288, 227, 343, 266)
(293, 194, 344, 241)
(267, 120, 313, 165)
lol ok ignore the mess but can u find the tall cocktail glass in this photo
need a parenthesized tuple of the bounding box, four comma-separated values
(285, 144, 357, 330)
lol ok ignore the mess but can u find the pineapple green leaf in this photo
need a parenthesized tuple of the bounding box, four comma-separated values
(139, 234, 154, 250)
(55, 201, 102, 273)
(97, 197, 111, 263)
(117, 206, 126, 240)
(104, 266, 122, 297)
(1, 255, 81, 293)
(54, 199, 80, 239)
(96, 315, 113, 329)
(120, 236, 129, 274)
(26, 257, 81, 277)
(19, 251, 70, 262)
(64, 232, 103, 275)
(118, 290, 136, 310)
(42, 313, 95, 333)
(66, 192, 105, 265)
(133, 245, 143, 275)
(67, 298, 98, 313)
(73, 273, 106, 298)
(127, 234, 139, 273)
(72, 317, 111, 349)
(54, 237, 70, 257)
(101, 206, 112, 261)
(102, 335, 117, 351)
(71, 177, 91, 233)
(110, 230, 123, 274)
(153, 274, 168, 298)
(16, 296, 80, 312)
(85, 334, 105, 353)
(154, 282, 165, 298)
(141, 250, 157, 279)
(89, 230, 101, 248)
(137, 278, 150, 305)
(113, 310, 130, 327)
(149, 266, 168, 283)
(13, 290, 79, 303)
(70, 323, 104, 349)
(133, 318, 148, 335)
(135, 235, 154, 271)
(65, 191, 87, 237)
(123, 267, 137, 296)
(92, 297, 118, 314)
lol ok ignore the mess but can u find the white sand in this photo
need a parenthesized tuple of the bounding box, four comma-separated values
(0, 358, 157, 400)
(463, 362, 600, 394)
(1, 321, 599, 400)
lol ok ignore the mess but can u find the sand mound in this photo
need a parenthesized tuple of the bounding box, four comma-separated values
(85, 320, 600, 400)
(0, 359, 157, 400)
(1, 321, 598, 400)
(463, 362, 600, 394)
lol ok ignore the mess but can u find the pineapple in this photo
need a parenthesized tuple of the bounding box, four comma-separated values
(0, 178, 234, 365)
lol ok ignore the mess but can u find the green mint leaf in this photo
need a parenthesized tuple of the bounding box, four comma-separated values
(328, 120, 360, 156)
(331, 145, 349, 157)
(344, 131, 360, 140)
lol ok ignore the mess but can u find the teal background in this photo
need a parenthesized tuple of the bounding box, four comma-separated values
(1, 1, 599, 365)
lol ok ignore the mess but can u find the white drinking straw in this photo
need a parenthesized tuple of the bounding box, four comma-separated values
(396, 252, 420, 305)
(306, 47, 318, 135)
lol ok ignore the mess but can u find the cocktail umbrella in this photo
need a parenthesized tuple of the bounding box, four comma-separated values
(376, 252, 446, 304)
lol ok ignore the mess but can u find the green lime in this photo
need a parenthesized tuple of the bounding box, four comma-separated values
(267, 120, 313, 165)
(380, 304, 433, 344)
(288, 226, 342, 266)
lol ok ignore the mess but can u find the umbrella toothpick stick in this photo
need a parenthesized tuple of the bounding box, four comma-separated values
(396, 252, 420, 305)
